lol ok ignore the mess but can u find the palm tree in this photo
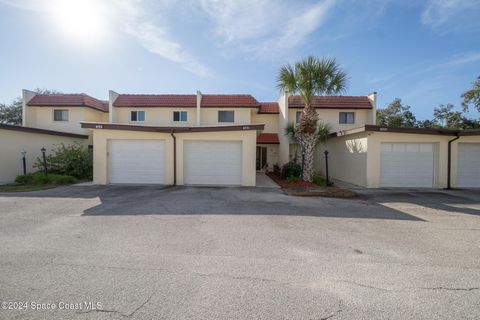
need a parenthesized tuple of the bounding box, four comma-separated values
(277, 56, 347, 182)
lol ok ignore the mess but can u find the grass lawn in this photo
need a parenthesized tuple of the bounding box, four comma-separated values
(313, 176, 328, 187)
(0, 184, 56, 192)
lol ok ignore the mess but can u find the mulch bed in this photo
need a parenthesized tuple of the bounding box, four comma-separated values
(267, 173, 316, 188)
(266, 172, 357, 198)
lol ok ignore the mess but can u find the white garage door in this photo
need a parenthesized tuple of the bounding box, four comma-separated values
(457, 143, 480, 188)
(184, 140, 242, 185)
(380, 143, 435, 187)
(108, 140, 165, 184)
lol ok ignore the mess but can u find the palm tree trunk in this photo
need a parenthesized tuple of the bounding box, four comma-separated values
(296, 104, 319, 182)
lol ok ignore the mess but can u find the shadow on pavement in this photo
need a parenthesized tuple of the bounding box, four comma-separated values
(11, 185, 480, 219)
(0, 184, 427, 220)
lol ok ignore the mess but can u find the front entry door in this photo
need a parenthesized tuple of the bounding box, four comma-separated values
(256, 146, 267, 171)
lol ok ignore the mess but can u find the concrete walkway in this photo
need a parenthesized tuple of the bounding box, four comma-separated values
(256, 172, 280, 188)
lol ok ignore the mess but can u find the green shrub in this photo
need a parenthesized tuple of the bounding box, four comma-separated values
(34, 143, 92, 179)
(313, 175, 327, 187)
(281, 160, 302, 179)
(14, 172, 76, 185)
(15, 172, 36, 184)
(273, 163, 281, 175)
(286, 175, 301, 183)
(49, 174, 77, 184)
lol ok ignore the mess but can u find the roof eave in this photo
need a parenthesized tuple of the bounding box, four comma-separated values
(81, 122, 265, 133)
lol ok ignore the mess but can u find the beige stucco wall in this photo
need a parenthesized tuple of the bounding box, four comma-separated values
(0, 129, 87, 183)
(319, 131, 480, 188)
(115, 107, 197, 127)
(251, 113, 278, 133)
(200, 108, 251, 126)
(25, 106, 106, 144)
(278, 94, 290, 165)
(113, 107, 252, 127)
(90, 129, 257, 186)
(288, 108, 371, 133)
(315, 132, 368, 187)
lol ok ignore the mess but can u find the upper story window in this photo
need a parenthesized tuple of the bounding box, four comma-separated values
(218, 110, 234, 123)
(173, 111, 187, 122)
(53, 110, 68, 121)
(131, 110, 145, 122)
(339, 112, 355, 124)
(295, 111, 302, 123)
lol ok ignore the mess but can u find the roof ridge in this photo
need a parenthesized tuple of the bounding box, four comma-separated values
(118, 93, 196, 96)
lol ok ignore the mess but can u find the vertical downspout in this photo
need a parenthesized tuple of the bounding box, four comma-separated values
(170, 130, 177, 186)
(447, 134, 460, 189)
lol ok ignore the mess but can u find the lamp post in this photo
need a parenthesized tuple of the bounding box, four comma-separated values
(21, 150, 27, 175)
(41, 147, 48, 175)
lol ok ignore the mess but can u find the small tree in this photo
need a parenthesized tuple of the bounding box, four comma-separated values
(277, 56, 347, 182)
(0, 97, 22, 125)
(35, 143, 93, 179)
(462, 75, 480, 113)
(284, 121, 331, 178)
(0, 88, 61, 125)
(376, 98, 417, 127)
(432, 104, 480, 129)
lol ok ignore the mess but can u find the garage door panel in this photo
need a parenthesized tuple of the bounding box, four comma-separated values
(457, 143, 480, 188)
(108, 140, 165, 184)
(380, 143, 435, 188)
(184, 140, 242, 185)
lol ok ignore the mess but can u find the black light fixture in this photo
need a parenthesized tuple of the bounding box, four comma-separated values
(21, 150, 27, 175)
(41, 147, 48, 175)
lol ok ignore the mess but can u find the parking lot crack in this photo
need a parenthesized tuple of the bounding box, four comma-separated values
(335, 280, 397, 292)
(413, 286, 480, 291)
(193, 272, 297, 286)
(126, 292, 154, 317)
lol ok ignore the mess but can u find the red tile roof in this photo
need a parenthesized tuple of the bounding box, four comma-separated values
(201, 94, 259, 108)
(258, 102, 280, 114)
(114, 94, 197, 108)
(27, 94, 108, 112)
(113, 94, 260, 108)
(289, 96, 373, 109)
(257, 133, 279, 144)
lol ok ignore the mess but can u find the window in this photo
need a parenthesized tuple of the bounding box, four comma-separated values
(53, 110, 68, 121)
(131, 111, 145, 122)
(218, 110, 234, 123)
(173, 111, 187, 122)
(339, 112, 355, 124)
(295, 111, 302, 123)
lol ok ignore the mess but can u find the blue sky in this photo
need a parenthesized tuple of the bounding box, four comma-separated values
(0, 0, 479, 119)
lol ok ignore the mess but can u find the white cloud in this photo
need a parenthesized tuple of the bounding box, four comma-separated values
(0, 0, 48, 11)
(118, 0, 210, 77)
(421, 0, 480, 28)
(199, 0, 336, 57)
(421, 52, 480, 73)
(0, 0, 210, 77)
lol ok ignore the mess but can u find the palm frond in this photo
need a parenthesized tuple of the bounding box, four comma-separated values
(276, 64, 297, 94)
(317, 121, 332, 143)
(284, 122, 298, 143)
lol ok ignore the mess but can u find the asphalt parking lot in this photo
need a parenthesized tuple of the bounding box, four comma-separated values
(0, 185, 479, 319)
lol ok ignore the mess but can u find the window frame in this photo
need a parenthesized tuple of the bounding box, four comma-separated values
(130, 110, 146, 122)
(53, 109, 69, 122)
(218, 110, 235, 123)
(295, 111, 302, 123)
(339, 112, 355, 124)
(173, 111, 188, 122)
